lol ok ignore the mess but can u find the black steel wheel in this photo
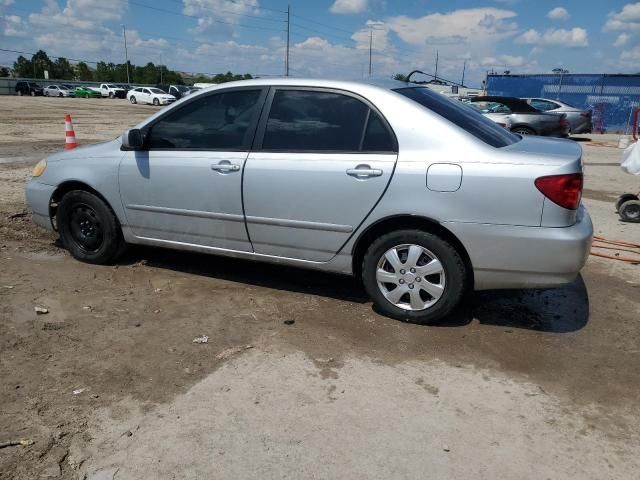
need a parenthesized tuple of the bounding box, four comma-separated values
(619, 200, 640, 223)
(57, 190, 125, 264)
(616, 193, 639, 213)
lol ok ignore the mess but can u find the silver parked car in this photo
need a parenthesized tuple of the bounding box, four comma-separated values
(470, 96, 570, 137)
(44, 85, 75, 97)
(25, 78, 593, 324)
(523, 98, 593, 134)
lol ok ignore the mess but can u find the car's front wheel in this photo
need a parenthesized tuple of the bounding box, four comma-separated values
(362, 230, 468, 324)
(17, 90, 23, 96)
(153, 97, 160, 106)
(57, 190, 125, 264)
(31, 91, 36, 97)
(129, 96, 137, 104)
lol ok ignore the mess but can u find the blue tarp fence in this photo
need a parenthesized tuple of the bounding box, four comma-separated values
(486, 74, 640, 134)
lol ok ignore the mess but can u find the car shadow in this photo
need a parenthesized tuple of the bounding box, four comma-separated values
(120, 246, 589, 333)
(570, 137, 592, 142)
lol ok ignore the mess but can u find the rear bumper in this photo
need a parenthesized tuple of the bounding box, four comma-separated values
(25, 180, 56, 232)
(444, 206, 593, 290)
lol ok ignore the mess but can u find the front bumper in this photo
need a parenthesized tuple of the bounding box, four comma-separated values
(444, 206, 594, 290)
(25, 180, 56, 231)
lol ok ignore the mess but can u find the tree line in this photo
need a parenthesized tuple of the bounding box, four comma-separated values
(10, 50, 252, 85)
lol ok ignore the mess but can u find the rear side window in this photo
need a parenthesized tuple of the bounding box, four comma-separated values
(262, 89, 394, 152)
(147, 89, 262, 150)
(529, 99, 559, 111)
(395, 87, 519, 148)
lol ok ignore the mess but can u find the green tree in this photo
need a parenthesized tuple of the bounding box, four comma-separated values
(95, 61, 115, 82)
(76, 62, 93, 81)
(53, 57, 74, 79)
(0, 66, 9, 77)
(31, 50, 53, 79)
(13, 56, 32, 77)
(393, 73, 409, 82)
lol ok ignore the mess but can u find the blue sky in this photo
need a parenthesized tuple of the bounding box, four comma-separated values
(1, 0, 638, 85)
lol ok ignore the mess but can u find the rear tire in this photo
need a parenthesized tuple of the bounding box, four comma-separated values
(17, 90, 23, 96)
(619, 200, 640, 223)
(616, 193, 639, 213)
(512, 126, 535, 135)
(361, 230, 468, 324)
(31, 91, 36, 97)
(57, 190, 125, 264)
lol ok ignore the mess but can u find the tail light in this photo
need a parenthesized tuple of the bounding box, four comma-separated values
(559, 114, 569, 128)
(535, 173, 583, 210)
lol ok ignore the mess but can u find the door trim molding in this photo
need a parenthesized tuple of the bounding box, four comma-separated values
(245, 215, 353, 233)
(126, 204, 245, 223)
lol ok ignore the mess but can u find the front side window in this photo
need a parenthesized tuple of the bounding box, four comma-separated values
(262, 90, 370, 152)
(396, 87, 519, 148)
(147, 89, 262, 150)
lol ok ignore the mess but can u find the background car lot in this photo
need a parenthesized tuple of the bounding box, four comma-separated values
(1, 96, 639, 479)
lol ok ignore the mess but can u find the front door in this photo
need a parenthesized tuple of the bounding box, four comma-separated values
(118, 87, 266, 252)
(243, 88, 398, 262)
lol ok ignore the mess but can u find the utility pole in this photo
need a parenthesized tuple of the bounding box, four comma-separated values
(368, 30, 373, 77)
(434, 50, 439, 81)
(121, 24, 130, 84)
(285, 4, 290, 76)
(159, 53, 163, 85)
(461, 60, 466, 87)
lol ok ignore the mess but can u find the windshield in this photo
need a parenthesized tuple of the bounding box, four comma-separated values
(395, 87, 519, 148)
(149, 88, 166, 94)
(176, 85, 189, 92)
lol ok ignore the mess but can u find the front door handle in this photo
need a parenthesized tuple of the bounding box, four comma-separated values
(346, 165, 383, 178)
(211, 162, 240, 173)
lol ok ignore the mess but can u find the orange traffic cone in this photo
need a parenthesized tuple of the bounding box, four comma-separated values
(64, 114, 77, 150)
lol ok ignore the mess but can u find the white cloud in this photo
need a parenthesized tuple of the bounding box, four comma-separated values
(183, 0, 260, 31)
(481, 54, 525, 67)
(385, 7, 518, 46)
(613, 32, 631, 47)
(516, 27, 588, 47)
(604, 2, 640, 31)
(2, 13, 27, 37)
(330, 0, 368, 15)
(547, 7, 569, 20)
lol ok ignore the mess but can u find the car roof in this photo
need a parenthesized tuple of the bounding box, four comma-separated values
(471, 95, 540, 112)
(193, 77, 412, 93)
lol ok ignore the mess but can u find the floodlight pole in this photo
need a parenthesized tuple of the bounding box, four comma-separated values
(368, 30, 372, 77)
(285, 4, 290, 76)
(122, 24, 130, 84)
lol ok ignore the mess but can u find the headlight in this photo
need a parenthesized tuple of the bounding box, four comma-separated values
(32, 159, 47, 177)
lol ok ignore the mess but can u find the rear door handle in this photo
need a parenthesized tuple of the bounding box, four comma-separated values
(211, 162, 240, 173)
(346, 166, 383, 178)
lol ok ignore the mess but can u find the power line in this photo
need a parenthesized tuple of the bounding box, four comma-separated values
(0, 47, 100, 64)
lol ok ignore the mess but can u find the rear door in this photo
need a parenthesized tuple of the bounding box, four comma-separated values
(243, 87, 398, 262)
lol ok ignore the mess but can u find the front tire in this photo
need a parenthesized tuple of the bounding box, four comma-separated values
(17, 90, 23, 96)
(130, 96, 137, 104)
(57, 190, 125, 264)
(153, 97, 159, 106)
(31, 91, 36, 97)
(362, 230, 468, 324)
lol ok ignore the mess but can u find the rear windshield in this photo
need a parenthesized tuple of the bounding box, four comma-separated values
(394, 87, 519, 148)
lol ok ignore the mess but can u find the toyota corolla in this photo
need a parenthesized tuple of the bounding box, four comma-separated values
(25, 78, 593, 324)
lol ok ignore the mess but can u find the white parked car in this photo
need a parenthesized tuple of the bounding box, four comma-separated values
(128, 87, 176, 106)
(44, 85, 74, 97)
(99, 83, 126, 99)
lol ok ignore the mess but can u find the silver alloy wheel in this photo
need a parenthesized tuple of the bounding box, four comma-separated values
(376, 244, 446, 311)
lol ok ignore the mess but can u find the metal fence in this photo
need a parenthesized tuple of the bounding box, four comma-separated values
(486, 74, 640, 134)
(0, 77, 157, 96)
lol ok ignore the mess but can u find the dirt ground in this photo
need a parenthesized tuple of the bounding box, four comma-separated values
(1, 96, 639, 480)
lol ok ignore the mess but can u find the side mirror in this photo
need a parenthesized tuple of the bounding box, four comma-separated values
(121, 129, 145, 151)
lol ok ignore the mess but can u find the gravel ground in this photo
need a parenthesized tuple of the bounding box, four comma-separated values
(0, 96, 639, 480)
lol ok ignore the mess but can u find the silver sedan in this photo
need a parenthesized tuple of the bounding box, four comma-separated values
(25, 78, 593, 324)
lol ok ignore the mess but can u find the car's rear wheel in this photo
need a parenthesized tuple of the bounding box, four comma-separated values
(616, 193, 639, 213)
(31, 91, 36, 97)
(362, 230, 468, 324)
(153, 97, 159, 106)
(57, 190, 125, 264)
(512, 126, 535, 135)
(619, 200, 640, 223)
(17, 90, 23, 96)
(130, 96, 137, 104)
